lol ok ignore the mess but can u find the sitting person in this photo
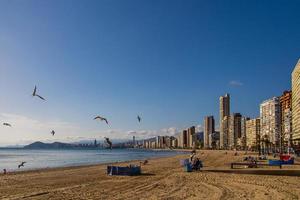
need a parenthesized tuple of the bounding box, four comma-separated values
(192, 158, 203, 171)
(140, 160, 148, 165)
(190, 153, 196, 162)
(248, 159, 257, 168)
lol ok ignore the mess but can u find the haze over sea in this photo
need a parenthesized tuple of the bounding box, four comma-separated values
(0, 149, 183, 172)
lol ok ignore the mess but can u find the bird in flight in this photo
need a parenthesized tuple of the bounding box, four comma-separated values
(51, 130, 55, 136)
(3, 123, 12, 127)
(104, 137, 112, 150)
(94, 116, 108, 124)
(137, 115, 141, 123)
(18, 162, 26, 169)
(32, 86, 46, 100)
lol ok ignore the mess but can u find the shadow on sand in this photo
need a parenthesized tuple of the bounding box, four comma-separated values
(204, 169, 300, 177)
(139, 173, 155, 176)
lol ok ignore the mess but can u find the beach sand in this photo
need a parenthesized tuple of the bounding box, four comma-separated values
(1, 150, 300, 200)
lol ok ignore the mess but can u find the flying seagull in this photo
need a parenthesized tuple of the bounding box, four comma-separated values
(137, 115, 141, 123)
(94, 116, 108, 124)
(32, 85, 46, 100)
(51, 130, 55, 136)
(3, 123, 12, 127)
(18, 162, 26, 169)
(104, 137, 112, 149)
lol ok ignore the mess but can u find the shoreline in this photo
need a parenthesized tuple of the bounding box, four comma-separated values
(1, 149, 188, 174)
(0, 149, 268, 175)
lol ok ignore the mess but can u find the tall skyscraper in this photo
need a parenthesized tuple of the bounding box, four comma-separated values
(260, 97, 281, 152)
(177, 134, 183, 148)
(219, 93, 230, 149)
(228, 113, 242, 149)
(133, 136, 136, 146)
(156, 136, 162, 148)
(182, 130, 188, 148)
(246, 118, 260, 150)
(222, 115, 230, 149)
(292, 59, 300, 145)
(187, 126, 196, 148)
(204, 116, 215, 149)
(170, 136, 178, 148)
(240, 116, 250, 149)
(280, 90, 292, 148)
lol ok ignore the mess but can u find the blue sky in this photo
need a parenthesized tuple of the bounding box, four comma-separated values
(0, 0, 300, 145)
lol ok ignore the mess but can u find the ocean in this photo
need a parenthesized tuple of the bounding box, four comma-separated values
(0, 148, 184, 172)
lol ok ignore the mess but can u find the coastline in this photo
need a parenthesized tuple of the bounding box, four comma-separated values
(0, 148, 186, 173)
(1, 150, 300, 199)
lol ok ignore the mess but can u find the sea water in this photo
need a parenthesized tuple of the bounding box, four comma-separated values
(0, 148, 184, 172)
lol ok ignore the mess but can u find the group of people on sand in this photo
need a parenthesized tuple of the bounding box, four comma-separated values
(243, 156, 258, 168)
(189, 152, 203, 171)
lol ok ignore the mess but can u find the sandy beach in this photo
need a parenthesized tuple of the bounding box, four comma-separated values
(1, 150, 300, 200)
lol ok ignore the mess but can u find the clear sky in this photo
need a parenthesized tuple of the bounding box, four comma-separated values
(0, 0, 300, 146)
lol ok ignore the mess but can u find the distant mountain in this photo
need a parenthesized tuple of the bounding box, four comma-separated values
(24, 141, 76, 149)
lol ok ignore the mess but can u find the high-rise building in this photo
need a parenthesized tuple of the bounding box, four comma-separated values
(204, 116, 215, 149)
(133, 136, 136, 146)
(292, 59, 300, 145)
(280, 90, 292, 148)
(240, 117, 250, 149)
(260, 97, 281, 152)
(246, 118, 260, 150)
(228, 113, 242, 149)
(187, 126, 196, 148)
(156, 136, 162, 148)
(177, 134, 183, 148)
(170, 136, 178, 148)
(182, 130, 188, 148)
(210, 131, 220, 149)
(219, 93, 230, 149)
(222, 116, 230, 149)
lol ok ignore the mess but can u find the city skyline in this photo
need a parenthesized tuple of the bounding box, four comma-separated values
(1, 1, 300, 146)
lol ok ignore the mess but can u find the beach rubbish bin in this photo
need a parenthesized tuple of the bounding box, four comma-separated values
(184, 163, 192, 172)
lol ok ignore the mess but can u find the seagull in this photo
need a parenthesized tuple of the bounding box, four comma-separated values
(3, 123, 12, 127)
(51, 130, 55, 136)
(94, 116, 108, 124)
(18, 162, 26, 169)
(32, 85, 46, 100)
(104, 137, 112, 149)
(137, 115, 141, 123)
